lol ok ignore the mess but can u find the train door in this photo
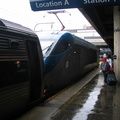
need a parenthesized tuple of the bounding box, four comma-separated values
(26, 40, 44, 104)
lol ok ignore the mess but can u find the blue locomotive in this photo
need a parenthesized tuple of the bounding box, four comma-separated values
(39, 32, 99, 97)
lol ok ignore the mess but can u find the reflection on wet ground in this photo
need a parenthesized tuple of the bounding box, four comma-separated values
(52, 72, 119, 120)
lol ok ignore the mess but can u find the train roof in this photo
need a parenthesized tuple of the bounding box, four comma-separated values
(38, 31, 96, 45)
(73, 35, 98, 50)
(38, 31, 98, 52)
(37, 31, 67, 41)
(0, 18, 36, 36)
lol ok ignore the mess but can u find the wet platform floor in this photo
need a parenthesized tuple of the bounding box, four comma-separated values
(17, 69, 120, 120)
(51, 73, 118, 120)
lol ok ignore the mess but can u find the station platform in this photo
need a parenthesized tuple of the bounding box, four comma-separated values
(17, 68, 119, 120)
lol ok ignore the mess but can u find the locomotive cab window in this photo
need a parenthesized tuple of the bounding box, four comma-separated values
(51, 39, 70, 55)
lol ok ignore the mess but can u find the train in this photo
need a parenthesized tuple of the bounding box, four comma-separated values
(38, 32, 99, 97)
(0, 18, 44, 120)
(0, 18, 99, 119)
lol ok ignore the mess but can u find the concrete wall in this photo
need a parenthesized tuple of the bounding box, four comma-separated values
(113, 6, 120, 110)
(114, 6, 120, 81)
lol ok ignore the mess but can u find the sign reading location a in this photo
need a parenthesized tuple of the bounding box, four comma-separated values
(30, 0, 120, 11)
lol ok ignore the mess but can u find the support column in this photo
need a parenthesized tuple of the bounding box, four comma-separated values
(114, 6, 120, 81)
(113, 6, 120, 111)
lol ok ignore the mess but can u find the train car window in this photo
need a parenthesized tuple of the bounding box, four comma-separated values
(0, 60, 28, 88)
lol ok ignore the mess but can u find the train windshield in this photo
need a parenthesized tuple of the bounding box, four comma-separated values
(39, 40, 54, 57)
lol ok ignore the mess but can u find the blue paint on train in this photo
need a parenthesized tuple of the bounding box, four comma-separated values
(43, 32, 74, 74)
(44, 50, 68, 74)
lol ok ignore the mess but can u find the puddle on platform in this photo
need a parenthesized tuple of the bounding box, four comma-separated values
(72, 75, 104, 120)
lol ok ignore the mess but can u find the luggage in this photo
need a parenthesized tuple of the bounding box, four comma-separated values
(106, 70, 117, 85)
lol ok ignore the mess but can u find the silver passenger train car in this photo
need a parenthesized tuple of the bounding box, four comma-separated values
(0, 19, 44, 120)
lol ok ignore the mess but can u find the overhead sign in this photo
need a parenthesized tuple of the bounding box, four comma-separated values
(30, 0, 120, 11)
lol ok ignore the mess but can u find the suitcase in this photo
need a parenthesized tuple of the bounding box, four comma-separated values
(106, 70, 117, 85)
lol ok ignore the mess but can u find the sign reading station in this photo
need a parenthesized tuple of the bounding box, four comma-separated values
(30, 0, 120, 11)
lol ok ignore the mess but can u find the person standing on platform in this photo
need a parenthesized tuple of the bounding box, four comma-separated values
(100, 57, 110, 84)
(107, 54, 113, 68)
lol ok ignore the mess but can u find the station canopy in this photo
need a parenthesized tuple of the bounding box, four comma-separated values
(30, 0, 120, 50)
